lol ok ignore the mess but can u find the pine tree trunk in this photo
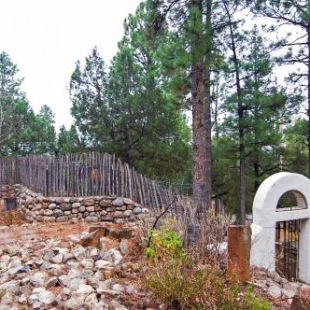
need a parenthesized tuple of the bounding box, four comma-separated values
(191, 0, 212, 211)
(224, 1, 245, 224)
(192, 59, 210, 211)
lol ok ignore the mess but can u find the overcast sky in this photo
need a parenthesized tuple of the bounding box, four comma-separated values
(0, 0, 142, 130)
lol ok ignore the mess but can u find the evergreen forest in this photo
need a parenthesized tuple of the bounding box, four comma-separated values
(1, 0, 309, 217)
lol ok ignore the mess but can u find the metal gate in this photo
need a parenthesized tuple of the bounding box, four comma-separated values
(275, 220, 300, 282)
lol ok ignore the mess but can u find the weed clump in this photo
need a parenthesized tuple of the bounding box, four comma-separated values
(0, 209, 26, 226)
(142, 219, 271, 310)
(145, 219, 185, 263)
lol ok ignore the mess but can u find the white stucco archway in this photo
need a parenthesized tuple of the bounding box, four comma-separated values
(251, 172, 310, 283)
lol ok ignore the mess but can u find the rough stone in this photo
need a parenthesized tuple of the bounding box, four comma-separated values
(79, 206, 86, 212)
(112, 198, 124, 207)
(124, 210, 132, 217)
(102, 249, 122, 266)
(43, 216, 56, 222)
(84, 293, 100, 308)
(95, 260, 112, 269)
(119, 239, 129, 254)
(84, 198, 95, 206)
(72, 284, 95, 296)
(35, 203, 43, 210)
(133, 206, 142, 214)
(1, 292, 13, 305)
(268, 284, 283, 299)
(30, 272, 46, 287)
(56, 216, 69, 222)
(55, 197, 64, 204)
(67, 278, 86, 291)
(51, 254, 63, 264)
(123, 198, 134, 205)
(29, 287, 55, 306)
(112, 283, 125, 292)
(86, 206, 95, 212)
(64, 296, 85, 310)
(99, 199, 111, 207)
(45, 276, 58, 288)
(114, 219, 125, 224)
(101, 214, 114, 221)
(44, 209, 54, 216)
(114, 211, 124, 218)
(290, 285, 310, 310)
(0, 280, 20, 294)
(72, 202, 80, 209)
(48, 203, 57, 210)
(60, 203, 71, 211)
(63, 253, 75, 263)
(53, 209, 63, 216)
(116, 206, 127, 211)
(80, 259, 94, 269)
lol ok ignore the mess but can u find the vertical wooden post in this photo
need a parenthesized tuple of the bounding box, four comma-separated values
(46, 164, 49, 197)
(227, 225, 251, 281)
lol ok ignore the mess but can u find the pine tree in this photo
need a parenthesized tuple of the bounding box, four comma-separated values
(253, 0, 310, 175)
(70, 47, 110, 150)
(218, 23, 291, 213)
(57, 125, 85, 154)
(109, 1, 192, 180)
(0, 52, 57, 156)
(0, 51, 26, 149)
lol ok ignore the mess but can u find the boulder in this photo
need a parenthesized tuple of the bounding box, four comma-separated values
(291, 285, 310, 310)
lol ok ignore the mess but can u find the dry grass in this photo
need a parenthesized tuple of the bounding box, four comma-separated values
(149, 196, 230, 266)
(0, 208, 27, 226)
(139, 198, 271, 310)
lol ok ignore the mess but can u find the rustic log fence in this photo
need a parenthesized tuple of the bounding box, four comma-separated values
(0, 153, 183, 209)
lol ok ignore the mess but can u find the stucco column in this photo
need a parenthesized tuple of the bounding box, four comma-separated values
(251, 172, 310, 284)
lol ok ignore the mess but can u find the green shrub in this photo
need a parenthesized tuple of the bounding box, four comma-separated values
(142, 225, 271, 310)
(243, 287, 271, 310)
(145, 222, 185, 263)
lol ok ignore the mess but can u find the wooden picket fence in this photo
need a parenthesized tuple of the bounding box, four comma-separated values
(0, 153, 179, 209)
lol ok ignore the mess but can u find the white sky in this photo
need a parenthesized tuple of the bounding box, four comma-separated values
(0, 0, 142, 130)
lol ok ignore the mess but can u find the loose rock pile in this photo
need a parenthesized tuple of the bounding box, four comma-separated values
(2, 221, 310, 309)
(0, 228, 149, 310)
(252, 267, 309, 309)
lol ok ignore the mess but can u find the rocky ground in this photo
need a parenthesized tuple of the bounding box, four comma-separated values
(0, 224, 156, 310)
(0, 222, 309, 310)
(251, 267, 300, 309)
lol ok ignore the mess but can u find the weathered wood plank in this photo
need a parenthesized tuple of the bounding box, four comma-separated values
(0, 152, 179, 209)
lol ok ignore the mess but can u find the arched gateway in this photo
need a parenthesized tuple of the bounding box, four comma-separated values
(251, 172, 310, 283)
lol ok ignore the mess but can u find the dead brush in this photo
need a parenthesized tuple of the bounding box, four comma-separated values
(141, 197, 271, 309)
(0, 209, 27, 226)
(173, 196, 230, 267)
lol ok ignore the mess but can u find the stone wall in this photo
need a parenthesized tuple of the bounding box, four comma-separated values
(0, 184, 151, 224)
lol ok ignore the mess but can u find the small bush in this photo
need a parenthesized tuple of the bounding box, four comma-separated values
(142, 224, 271, 310)
(145, 220, 185, 263)
(243, 287, 271, 310)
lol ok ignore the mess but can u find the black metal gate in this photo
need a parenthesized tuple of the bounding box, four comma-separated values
(275, 220, 300, 282)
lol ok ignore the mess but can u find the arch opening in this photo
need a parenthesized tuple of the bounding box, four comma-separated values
(276, 190, 307, 212)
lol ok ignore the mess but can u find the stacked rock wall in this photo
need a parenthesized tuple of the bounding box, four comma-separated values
(0, 184, 150, 224)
